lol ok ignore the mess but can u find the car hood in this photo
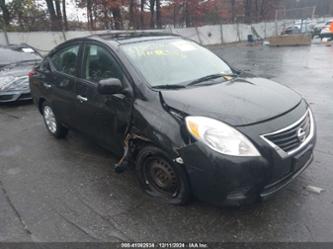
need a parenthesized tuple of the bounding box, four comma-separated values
(160, 77, 302, 126)
(0, 47, 41, 66)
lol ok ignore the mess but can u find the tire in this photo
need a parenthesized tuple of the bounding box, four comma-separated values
(136, 146, 191, 205)
(42, 101, 68, 139)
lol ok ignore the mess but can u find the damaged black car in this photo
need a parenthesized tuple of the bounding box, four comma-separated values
(29, 33, 316, 206)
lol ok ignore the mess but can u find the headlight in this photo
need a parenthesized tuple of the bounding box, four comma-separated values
(185, 116, 260, 157)
(0, 76, 29, 91)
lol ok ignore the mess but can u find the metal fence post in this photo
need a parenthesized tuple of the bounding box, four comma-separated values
(220, 22, 224, 45)
(195, 26, 202, 45)
(275, 10, 278, 36)
(61, 28, 67, 42)
(2, 29, 9, 45)
(236, 22, 241, 42)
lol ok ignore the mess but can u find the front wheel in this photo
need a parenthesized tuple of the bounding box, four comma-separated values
(136, 146, 191, 205)
(42, 101, 68, 139)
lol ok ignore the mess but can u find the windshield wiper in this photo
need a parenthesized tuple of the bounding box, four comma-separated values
(186, 73, 238, 87)
(152, 73, 238, 90)
(152, 84, 186, 90)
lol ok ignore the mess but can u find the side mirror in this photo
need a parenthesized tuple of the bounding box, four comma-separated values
(98, 78, 123, 95)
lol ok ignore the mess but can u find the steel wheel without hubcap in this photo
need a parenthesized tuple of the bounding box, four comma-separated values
(136, 146, 191, 205)
(43, 106, 57, 134)
(145, 158, 180, 197)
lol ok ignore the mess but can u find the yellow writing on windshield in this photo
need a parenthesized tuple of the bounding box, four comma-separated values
(144, 49, 168, 56)
(143, 49, 186, 58)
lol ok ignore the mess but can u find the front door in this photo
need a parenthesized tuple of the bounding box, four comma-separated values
(73, 42, 132, 155)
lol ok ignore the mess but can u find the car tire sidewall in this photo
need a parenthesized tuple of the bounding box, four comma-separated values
(136, 146, 191, 205)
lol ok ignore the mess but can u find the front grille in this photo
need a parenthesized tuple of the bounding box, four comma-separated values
(262, 110, 312, 154)
(0, 94, 14, 101)
(19, 93, 32, 100)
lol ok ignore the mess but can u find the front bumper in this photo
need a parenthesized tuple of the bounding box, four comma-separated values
(178, 105, 316, 206)
(0, 90, 32, 103)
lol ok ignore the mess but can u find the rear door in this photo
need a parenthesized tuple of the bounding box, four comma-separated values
(73, 42, 132, 154)
(47, 42, 82, 126)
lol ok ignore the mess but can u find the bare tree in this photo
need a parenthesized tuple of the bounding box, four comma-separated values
(156, 0, 161, 28)
(62, 0, 68, 30)
(0, 0, 10, 26)
(129, 0, 135, 28)
(184, 0, 190, 27)
(230, 0, 236, 22)
(45, 0, 59, 30)
(86, 0, 94, 30)
(149, 0, 155, 28)
(140, 0, 145, 28)
(54, 0, 63, 29)
(111, 6, 123, 30)
(245, 0, 253, 23)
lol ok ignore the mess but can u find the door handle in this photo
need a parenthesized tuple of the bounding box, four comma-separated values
(76, 95, 88, 103)
(43, 83, 52, 89)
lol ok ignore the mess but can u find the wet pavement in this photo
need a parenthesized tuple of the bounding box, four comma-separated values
(1, 43, 333, 242)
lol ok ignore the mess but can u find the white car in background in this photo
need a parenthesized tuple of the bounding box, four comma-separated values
(320, 21, 333, 39)
(313, 21, 328, 37)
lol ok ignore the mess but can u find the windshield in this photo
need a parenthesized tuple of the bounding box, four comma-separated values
(120, 38, 233, 87)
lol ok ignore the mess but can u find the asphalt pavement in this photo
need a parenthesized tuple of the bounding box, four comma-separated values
(0, 43, 333, 242)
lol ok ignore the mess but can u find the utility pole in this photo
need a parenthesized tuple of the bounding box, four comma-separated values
(311, 5, 316, 19)
(274, 10, 278, 36)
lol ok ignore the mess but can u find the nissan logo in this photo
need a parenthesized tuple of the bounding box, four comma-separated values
(297, 127, 306, 142)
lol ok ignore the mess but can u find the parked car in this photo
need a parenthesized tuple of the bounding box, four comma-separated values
(29, 33, 316, 206)
(312, 21, 327, 38)
(281, 25, 301, 35)
(0, 44, 42, 102)
(320, 20, 333, 39)
(294, 19, 315, 33)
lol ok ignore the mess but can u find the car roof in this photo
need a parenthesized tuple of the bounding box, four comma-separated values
(88, 31, 182, 44)
(49, 32, 186, 55)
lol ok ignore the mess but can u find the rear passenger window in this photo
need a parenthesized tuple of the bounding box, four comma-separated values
(84, 44, 122, 83)
(51, 44, 80, 76)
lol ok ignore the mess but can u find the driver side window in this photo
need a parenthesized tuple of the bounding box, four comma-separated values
(50, 44, 80, 76)
(83, 44, 122, 83)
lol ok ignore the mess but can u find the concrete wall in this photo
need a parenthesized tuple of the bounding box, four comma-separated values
(0, 17, 331, 52)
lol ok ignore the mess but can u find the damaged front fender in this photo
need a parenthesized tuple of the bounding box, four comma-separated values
(129, 96, 188, 158)
(178, 142, 270, 206)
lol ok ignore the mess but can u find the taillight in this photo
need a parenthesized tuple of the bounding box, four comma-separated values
(28, 68, 36, 78)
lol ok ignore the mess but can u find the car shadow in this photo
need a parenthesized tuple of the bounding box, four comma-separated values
(0, 99, 33, 108)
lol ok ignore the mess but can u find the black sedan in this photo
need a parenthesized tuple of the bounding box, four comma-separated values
(29, 33, 316, 206)
(0, 45, 42, 103)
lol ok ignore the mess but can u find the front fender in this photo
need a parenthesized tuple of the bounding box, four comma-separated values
(130, 97, 187, 158)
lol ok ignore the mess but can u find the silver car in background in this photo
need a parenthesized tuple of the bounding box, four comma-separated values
(0, 44, 42, 103)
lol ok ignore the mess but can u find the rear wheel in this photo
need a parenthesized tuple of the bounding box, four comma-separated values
(42, 102, 68, 138)
(136, 146, 191, 205)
